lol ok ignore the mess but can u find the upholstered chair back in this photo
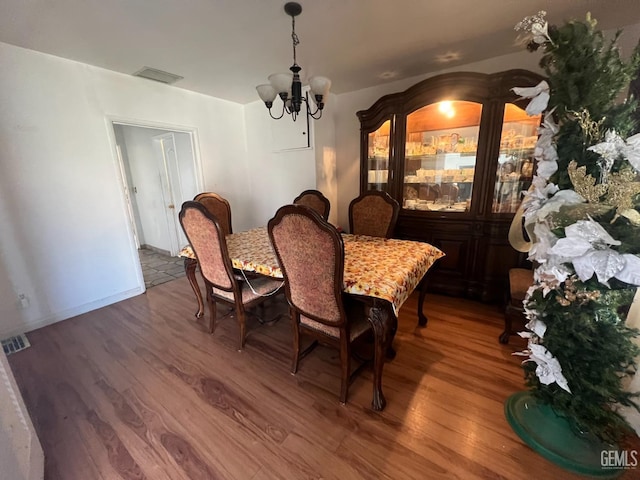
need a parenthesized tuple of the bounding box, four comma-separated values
(418, 184, 440, 202)
(268, 204, 345, 327)
(440, 183, 460, 202)
(293, 189, 331, 220)
(194, 192, 233, 237)
(348, 191, 400, 238)
(179, 201, 233, 291)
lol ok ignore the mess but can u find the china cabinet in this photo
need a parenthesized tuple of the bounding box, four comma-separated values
(357, 70, 543, 301)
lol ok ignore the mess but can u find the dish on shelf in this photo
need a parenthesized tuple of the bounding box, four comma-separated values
(368, 170, 389, 183)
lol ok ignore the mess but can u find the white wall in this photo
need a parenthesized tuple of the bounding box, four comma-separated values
(0, 41, 247, 338)
(313, 94, 338, 226)
(242, 101, 318, 228)
(241, 93, 338, 226)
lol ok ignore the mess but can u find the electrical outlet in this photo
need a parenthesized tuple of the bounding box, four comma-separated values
(17, 294, 29, 309)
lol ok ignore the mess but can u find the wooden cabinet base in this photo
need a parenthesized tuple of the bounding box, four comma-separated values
(396, 213, 527, 303)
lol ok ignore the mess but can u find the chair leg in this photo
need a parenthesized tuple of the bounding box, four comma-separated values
(339, 338, 350, 405)
(236, 306, 246, 351)
(207, 291, 216, 334)
(499, 313, 512, 344)
(291, 310, 300, 374)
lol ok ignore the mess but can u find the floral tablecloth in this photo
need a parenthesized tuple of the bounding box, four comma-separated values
(180, 228, 281, 277)
(342, 234, 444, 314)
(179, 228, 444, 315)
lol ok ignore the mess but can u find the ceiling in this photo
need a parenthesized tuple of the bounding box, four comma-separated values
(2, 0, 640, 104)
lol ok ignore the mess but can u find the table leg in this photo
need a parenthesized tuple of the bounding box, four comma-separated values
(366, 303, 397, 411)
(184, 257, 204, 318)
(417, 276, 429, 326)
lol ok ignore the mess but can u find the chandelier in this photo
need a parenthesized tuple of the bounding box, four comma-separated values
(255, 2, 331, 121)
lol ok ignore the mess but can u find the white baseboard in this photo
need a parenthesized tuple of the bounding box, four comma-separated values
(0, 286, 145, 339)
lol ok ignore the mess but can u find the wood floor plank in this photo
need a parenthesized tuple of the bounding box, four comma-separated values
(43, 325, 191, 480)
(12, 370, 105, 480)
(104, 292, 353, 453)
(82, 319, 265, 479)
(10, 330, 109, 480)
(7, 275, 637, 479)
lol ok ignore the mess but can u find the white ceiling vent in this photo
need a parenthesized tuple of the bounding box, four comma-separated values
(133, 67, 183, 85)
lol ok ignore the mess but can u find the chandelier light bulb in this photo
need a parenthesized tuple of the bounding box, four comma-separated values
(256, 84, 277, 106)
(268, 73, 293, 97)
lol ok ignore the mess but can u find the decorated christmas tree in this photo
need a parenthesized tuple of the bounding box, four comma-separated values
(512, 11, 640, 444)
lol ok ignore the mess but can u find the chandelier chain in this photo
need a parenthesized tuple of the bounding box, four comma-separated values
(291, 16, 299, 65)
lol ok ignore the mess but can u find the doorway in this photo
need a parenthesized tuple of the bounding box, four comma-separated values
(111, 122, 201, 288)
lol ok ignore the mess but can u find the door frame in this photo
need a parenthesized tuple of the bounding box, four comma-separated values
(104, 116, 204, 292)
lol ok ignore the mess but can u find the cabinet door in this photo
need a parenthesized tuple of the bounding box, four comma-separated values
(364, 119, 392, 192)
(403, 101, 482, 213)
(491, 103, 541, 213)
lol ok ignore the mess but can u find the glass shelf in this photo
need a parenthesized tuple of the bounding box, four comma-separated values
(403, 101, 482, 211)
(365, 120, 391, 192)
(492, 104, 541, 213)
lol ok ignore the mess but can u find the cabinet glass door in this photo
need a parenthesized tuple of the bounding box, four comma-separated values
(403, 101, 482, 212)
(366, 120, 391, 191)
(492, 104, 541, 213)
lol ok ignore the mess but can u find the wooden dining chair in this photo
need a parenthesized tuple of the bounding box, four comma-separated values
(500, 267, 534, 344)
(348, 190, 400, 238)
(179, 201, 283, 350)
(419, 184, 440, 202)
(193, 192, 233, 236)
(268, 204, 373, 404)
(440, 183, 460, 203)
(293, 189, 330, 220)
(193, 191, 255, 282)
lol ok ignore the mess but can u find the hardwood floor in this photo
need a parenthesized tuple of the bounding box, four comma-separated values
(8, 276, 636, 479)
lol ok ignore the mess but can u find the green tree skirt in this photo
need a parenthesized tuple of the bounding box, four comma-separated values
(505, 391, 626, 478)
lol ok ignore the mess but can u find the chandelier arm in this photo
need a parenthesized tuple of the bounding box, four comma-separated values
(268, 103, 287, 120)
(303, 97, 323, 119)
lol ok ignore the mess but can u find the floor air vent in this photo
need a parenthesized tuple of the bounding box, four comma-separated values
(2, 334, 30, 355)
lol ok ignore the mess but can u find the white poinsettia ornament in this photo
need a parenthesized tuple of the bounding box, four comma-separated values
(547, 219, 640, 286)
(512, 80, 550, 115)
(514, 343, 571, 393)
(623, 133, 640, 173)
(588, 130, 625, 164)
(515, 10, 553, 46)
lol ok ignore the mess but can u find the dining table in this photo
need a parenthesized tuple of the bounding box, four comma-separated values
(179, 227, 445, 410)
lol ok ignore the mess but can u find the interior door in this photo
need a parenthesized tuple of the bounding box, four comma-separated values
(153, 133, 186, 256)
(115, 144, 141, 248)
